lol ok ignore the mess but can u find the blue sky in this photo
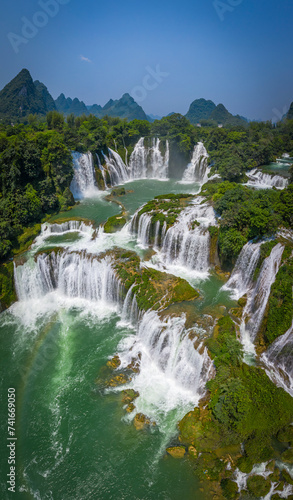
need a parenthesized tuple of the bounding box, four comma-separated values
(0, 0, 292, 120)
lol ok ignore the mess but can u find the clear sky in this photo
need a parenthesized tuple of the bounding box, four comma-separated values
(0, 0, 292, 120)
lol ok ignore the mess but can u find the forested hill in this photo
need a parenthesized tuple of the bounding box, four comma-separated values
(185, 98, 247, 127)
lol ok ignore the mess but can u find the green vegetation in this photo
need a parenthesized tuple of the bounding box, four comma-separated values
(104, 215, 127, 233)
(178, 315, 293, 496)
(110, 249, 199, 311)
(0, 262, 16, 310)
(201, 181, 293, 265)
(263, 251, 293, 345)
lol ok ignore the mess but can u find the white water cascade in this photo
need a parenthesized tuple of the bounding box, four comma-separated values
(136, 213, 153, 248)
(160, 201, 215, 274)
(129, 138, 169, 180)
(222, 241, 262, 300)
(117, 310, 214, 426)
(70, 152, 99, 199)
(41, 220, 94, 237)
(102, 148, 129, 187)
(240, 243, 284, 352)
(245, 168, 288, 190)
(14, 250, 214, 419)
(130, 198, 216, 275)
(262, 323, 293, 397)
(182, 142, 210, 183)
(14, 251, 123, 307)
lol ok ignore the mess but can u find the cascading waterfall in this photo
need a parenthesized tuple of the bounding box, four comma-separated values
(14, 251, 123, 307)
(240, 243, 284, 351)
(182, 142, 210, 183)
(120, 284, 140, 326)
(136, 213, 153, 248)
(117, 310, 214, 425)
(245, 168, 288, 189)
(129, 138, 169, 180)
(14, 249, 214, 423)
(160, 199, 216, 274)
(222, 241, 262, 300)
(102, 149, 129, 186)
(70, 152, 99, 199)
(41, 220, 94, 237)
(262, 323, 293, 396)
(130, 198, 216, 274)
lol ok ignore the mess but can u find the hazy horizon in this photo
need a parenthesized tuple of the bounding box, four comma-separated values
(1, 0, 293, 121)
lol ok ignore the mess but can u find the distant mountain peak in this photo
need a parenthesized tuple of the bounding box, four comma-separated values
(0, 68, 55, 118)
(185, 97, 246, 127)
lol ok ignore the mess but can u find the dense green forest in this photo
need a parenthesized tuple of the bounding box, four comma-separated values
(0, 111, 293, 263)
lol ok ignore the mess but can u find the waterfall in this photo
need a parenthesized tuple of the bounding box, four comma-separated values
(222, 241, 262, 300)
(129, 138, 169, 180)
(120, 284, 140, 326)
(117, 310, 214, 424)
(14, 251, 123, 307)
(160, 199, 216, 274)
(70, 152, 99, 199)
(41, 221, 94, 237)
(129, 138, 147, 178)
(154, 220, 161, 250)
(130, 198, 216, 274)
(262, 323, 293, 396)
(137, 213, 153, 248)
(240, 243, 284, 350)
(182, 142, 210, 183)
(102, 149, 129, 186)
(245, 168, 288, 190)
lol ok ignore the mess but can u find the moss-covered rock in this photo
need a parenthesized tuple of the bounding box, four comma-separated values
(237, 295, 247, 308)
(133, 413, 150, 431)
(107, 355, 121, 369)
(166, 446, 186, 458)
(111, 187, 126, 196)
(111, 249, 199, 312)
(104, 215, 127, 233)
(246, 475, 271, 497)
(107, 374, 129, 387)
(122, 389, 139, 405)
